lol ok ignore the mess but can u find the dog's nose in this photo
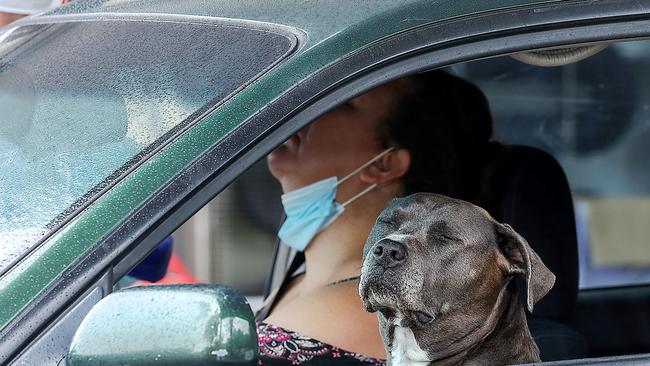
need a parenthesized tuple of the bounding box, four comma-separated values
(371, 240, 407, 268)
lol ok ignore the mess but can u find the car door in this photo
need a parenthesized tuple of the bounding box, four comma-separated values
(4, 0, 650, 364)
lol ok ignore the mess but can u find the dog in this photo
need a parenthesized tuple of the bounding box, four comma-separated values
(359, 193, 555, 365)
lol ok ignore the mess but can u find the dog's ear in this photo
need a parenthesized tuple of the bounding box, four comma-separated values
(495, 223, 556, 312)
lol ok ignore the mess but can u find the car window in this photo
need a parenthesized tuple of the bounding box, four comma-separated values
(0, 20, 294, 274)
(450, 40, 650, 289)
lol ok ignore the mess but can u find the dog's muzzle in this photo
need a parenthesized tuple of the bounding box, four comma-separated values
(360, 239, 410, 313)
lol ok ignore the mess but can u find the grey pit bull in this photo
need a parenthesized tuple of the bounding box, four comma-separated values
(359, 193, 555, 365)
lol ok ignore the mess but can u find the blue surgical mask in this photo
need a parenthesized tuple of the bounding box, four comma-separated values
(278, 147, 395, 251)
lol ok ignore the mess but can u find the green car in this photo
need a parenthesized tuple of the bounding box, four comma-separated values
(2, 0, 650, 364)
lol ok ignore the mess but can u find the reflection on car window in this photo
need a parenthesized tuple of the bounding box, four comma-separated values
(0, 20, 293, 273)
(451, 40, 650, 289)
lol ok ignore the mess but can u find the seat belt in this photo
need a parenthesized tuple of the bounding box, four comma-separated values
(255, 247, 305, 322)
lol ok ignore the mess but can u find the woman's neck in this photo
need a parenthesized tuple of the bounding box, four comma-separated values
(302, 223, 364, 287)
(299, 194, 388, 291)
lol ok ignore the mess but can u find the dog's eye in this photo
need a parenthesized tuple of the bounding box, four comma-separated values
(414, 311, 434, 325)
(377, 218, 395, 227)
(429, 222, 461, 243)
(434, 232, 460, 243)
(440, 234, 459, 242)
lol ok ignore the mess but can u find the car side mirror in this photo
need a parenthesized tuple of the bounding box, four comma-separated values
(67, 285, 258, 366)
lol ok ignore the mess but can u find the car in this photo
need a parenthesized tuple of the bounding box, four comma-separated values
(1, 0, 649, 364)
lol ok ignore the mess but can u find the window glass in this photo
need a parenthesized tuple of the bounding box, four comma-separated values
(0, 20, 293, 273)
(169, 160, 281, 310)
(451, 40, 650, 288)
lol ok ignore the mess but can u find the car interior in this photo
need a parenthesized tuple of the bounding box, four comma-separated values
(163, 39, 650, 363)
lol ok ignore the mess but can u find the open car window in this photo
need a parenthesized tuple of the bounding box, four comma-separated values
(450, 40, 650, 289)
(174, 41, 650, 303)
(0, 19, 294, 275)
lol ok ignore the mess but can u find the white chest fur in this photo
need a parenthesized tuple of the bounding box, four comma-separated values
(390, 325, 431, 366)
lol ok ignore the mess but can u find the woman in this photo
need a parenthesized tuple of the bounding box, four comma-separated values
(258, 70, 494, 365)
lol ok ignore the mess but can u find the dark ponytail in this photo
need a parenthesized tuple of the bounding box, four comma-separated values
(380, 70, 496, 203)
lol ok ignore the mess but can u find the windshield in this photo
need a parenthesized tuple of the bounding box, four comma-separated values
(0, 20, 294, 273)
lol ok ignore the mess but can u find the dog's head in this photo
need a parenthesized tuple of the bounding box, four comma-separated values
(359, 193, 555, 361)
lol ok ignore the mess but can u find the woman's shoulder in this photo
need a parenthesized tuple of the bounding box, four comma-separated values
(257, 321, 386, 366)
(264, 282, 387, 360)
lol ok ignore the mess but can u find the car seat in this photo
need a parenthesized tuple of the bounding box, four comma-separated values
(480, 144, 588, 361)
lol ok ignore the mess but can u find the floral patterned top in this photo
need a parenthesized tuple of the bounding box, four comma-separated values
(257, 322, 387, 365)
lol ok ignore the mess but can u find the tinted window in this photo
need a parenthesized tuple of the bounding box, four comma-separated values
(452, 40, 650, 289)
(0, 20, 293, 273)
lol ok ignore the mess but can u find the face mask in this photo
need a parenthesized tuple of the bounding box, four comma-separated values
(278, 147, 395, 251)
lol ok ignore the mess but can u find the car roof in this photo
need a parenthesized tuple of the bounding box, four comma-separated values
(43, 0, 561, 49)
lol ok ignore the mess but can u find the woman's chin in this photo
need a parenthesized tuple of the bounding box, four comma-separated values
(266, 158, 313, 193)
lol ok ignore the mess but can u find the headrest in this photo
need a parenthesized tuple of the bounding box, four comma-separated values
(482, 145, 578, 322)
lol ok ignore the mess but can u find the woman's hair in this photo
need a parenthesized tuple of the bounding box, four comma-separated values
(379, 69, 495, 202)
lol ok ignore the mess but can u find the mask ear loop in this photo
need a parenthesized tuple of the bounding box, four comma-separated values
(337, 147, 395, 207)
(341, 183, 378, 207)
